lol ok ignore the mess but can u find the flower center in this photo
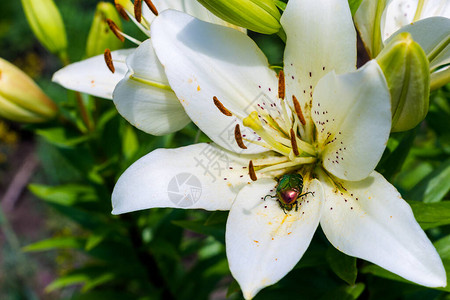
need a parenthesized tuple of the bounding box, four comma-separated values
(213, 70, 318, 180)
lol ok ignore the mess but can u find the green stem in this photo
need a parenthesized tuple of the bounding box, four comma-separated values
(75, 92, 94, 132)
(372, 0, 386, 57)
(412, 0, 425, 22)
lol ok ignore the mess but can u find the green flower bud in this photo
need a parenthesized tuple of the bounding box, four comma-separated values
(0, 58, 58, 123)
(197, 0, 281, 34)
(376, 32, 430, 132)
(21, 0, 68, 58)
(86, 2, 123, 58)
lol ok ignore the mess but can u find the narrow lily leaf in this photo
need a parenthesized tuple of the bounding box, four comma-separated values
(28, 184, 97, 206)
(23, 237, 85, 252)
(121, 124, 139, 161)
(35, 127, 91, 148)
(408, 201, 450, 229)
(377, 129, 417, 181)
(172, 219, 225, 243)
(326, 247, 358, 285)
(435, 235, 450, 260)
(318, 283, 365, 300)
(406, 159, 450, 203)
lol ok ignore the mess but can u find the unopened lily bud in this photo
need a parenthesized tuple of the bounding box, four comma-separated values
(0, 58, 58, 123)
(86, 2, 123, 57)
(376, 32, 429, 132)
(197, 0, 281, 34)
(21, 0, 68, 58)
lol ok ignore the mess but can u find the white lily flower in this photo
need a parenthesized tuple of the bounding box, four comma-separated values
(52, 0, 244, 135)
(112, 0, 447, 298)
(355, 0, 450, 60)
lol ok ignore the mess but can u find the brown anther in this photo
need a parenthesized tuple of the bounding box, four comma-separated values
(104, 49, 115, 73)
(143, 0, 159, 15)
(292, 95, 306, 125)
(134, 0, 142, 23)
(278, 70, 285, 99)
(234, 124, 247, 149)
(249, 160, 257, 181)
(213, 96, 232, 116)
(115, 3, 130, 21)
(106, 19, 125, 42)
(290, 128, 299, 156)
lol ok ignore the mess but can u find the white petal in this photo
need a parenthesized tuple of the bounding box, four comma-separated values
(319, 170, 447, 288)
(381, 0, 450, 42)
(112, 143, 273, 214)
(385, 17, 450, 70)
(354, 0, 386, 58)
(113, 40, 190, 135)
(226, 178, 323, 299)
(52, 49, 133, 99)
(151, 10, 278, 154)
(282, 0, 356, 109)
(312, 60, 391, 181)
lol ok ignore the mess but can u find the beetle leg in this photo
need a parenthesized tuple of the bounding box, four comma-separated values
(264, 194, 277, 201)
(295, 201, 298, 211)
(299, 191, 314, 199)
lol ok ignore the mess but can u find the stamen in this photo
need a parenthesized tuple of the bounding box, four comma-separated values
(134, 0, 142, 23)
(213, 96, 232, 116)
(115, 3, 130, 21)
(292, 95, 306, 125)
(143, 0, 158, 15)
(278, 70, 285, 99)
(234, 124, 247, 149)
(106, 19, 125, 42)
(290, 128, 299, 156)
(243, 112, 290, 155)
(249, 160, 257, 181)
(257, 157, 317, 173)
(104, 49, 115, 73)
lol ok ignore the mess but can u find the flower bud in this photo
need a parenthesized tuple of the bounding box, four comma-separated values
(197, 0, 281, 34)
(21, 0, 68, 57)
(376, 32, 429, 132)
(0, 58, 58, 123)
(86, 2, 123, 57)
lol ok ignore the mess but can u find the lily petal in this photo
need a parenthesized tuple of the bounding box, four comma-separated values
(282, 0, 356, 109)
(312, 60, 391, 181)
(319, 170, 447, 288)
(52, 49, 133, 99)
(151, 10, 277, 154)
(113, 40, 190, 135)
(226, 178, 323, 299)
(112, 143, 272, 214)
(386, 17, 450, 70)
(381, 0, 450, 42)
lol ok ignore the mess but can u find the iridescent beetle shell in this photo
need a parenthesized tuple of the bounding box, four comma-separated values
(265, 173, 312, 212)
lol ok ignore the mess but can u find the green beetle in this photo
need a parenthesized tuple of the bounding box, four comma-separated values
(264, 174, 313, 213)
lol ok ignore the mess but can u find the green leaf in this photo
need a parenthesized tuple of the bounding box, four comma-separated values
(326, 247, 358, 285)
(406, 159, 450, 203)
(408, 201, 450, 229)
(85, 234, 104, 251)
(319, 283, 365, 300)
(23, 237, 85, 252)
(28, 184, 97, 206)
(36, 126, 90, 148)
(172, 219, 225, 243)
(348, 0, 363, 16)
(377, 129, 417, 181)
(122, 124, 139, 161)
(435, 235, 450, 260)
